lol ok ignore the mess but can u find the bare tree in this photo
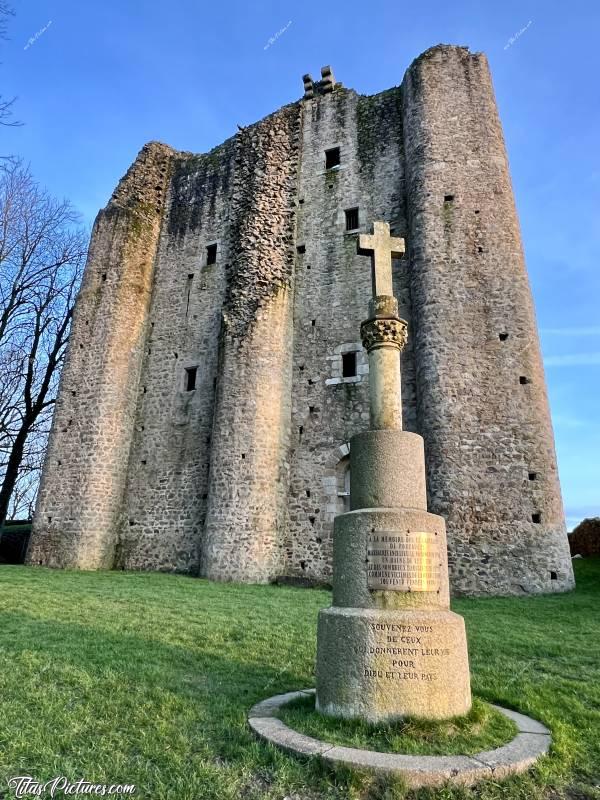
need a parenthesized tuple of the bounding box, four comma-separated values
(0, 3, 21, 129)
(0, 161, 88, 526)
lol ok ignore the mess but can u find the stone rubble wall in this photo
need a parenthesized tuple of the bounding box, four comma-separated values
(116, 141, 236, 572)
(568, 518, 600, 557)
(286, 85, 417, 583)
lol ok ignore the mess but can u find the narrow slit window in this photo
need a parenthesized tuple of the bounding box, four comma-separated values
(206, 243, 217, 265)
(325, 147, 340, 169)
(345, 207, 359, 231)
(342, 351, 357, 378)
(185, 367, 197, 392)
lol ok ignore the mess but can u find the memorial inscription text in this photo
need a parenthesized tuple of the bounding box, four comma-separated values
(366, 530, 441, 591)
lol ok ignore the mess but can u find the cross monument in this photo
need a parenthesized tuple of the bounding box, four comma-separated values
(315, 220, 472, 722)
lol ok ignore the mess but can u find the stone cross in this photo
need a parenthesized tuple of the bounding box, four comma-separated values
(316, 218, 472, 726)
(357, 221, 405, 299)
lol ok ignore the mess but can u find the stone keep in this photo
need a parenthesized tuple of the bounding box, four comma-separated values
(27, 45, 574, 597)
(316, 221, 471, 720)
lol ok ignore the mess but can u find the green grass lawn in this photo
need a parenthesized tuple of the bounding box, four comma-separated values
(278, 696, 517, 756)
(0, 560, 598, 800)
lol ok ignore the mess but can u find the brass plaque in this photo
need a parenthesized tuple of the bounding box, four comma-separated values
(366, 531, 441, 592)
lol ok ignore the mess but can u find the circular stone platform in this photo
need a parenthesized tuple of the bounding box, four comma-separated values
(248, 690, 551, 789)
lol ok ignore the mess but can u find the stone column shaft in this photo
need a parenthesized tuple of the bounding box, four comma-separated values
(367, 347, 403, 429)
(360, 297, 408, 431)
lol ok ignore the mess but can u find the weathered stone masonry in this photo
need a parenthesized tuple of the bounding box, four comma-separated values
(28, 45, 574, 596)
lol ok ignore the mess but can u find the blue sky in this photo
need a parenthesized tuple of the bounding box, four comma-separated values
(3, 0, 599, 528)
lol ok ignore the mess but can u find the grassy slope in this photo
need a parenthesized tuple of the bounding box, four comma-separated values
(0, 560, 598, 800)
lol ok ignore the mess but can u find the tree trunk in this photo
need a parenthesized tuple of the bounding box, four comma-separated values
(0, 421, 29, 527)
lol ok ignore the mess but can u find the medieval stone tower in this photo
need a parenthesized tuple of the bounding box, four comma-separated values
(27, 45, 574, 596)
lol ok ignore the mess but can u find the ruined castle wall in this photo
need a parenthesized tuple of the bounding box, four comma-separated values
(116, 142, 236, 572)
(29, 47, 574, 595)
(401, 46, 574, 594)
(285, 85, 417, 583)
(28, 143, 174, 568)
(201, 105, 302, 582)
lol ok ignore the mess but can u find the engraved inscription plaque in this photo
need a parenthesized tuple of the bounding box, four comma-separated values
(367, 531, 441, 591)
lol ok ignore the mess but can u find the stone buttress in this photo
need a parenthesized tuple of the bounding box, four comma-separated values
(28, 143, 175, 568)
(402, 46, 574, 595)
(201, 104, 303, 582)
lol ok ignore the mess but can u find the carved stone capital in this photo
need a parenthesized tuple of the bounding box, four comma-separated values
(360, 317, 408, 352)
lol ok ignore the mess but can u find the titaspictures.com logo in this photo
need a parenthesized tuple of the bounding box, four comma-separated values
(6, 776, 136, 798)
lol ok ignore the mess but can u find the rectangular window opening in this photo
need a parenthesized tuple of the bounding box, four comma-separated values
(532, 513, 541, 524)
(528, 472, 537, 481)
(185, 367, 197, 391)
(325, 147, 340, 169)
(345, 207, 359, 231)
(297, 244, 306, 254)
(444, 194, 454, 202)
(206, 243, 217, 265)
(519, 376, 530, 385)
(342, 351, 357, 378)
(499, 332, 509, 341)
